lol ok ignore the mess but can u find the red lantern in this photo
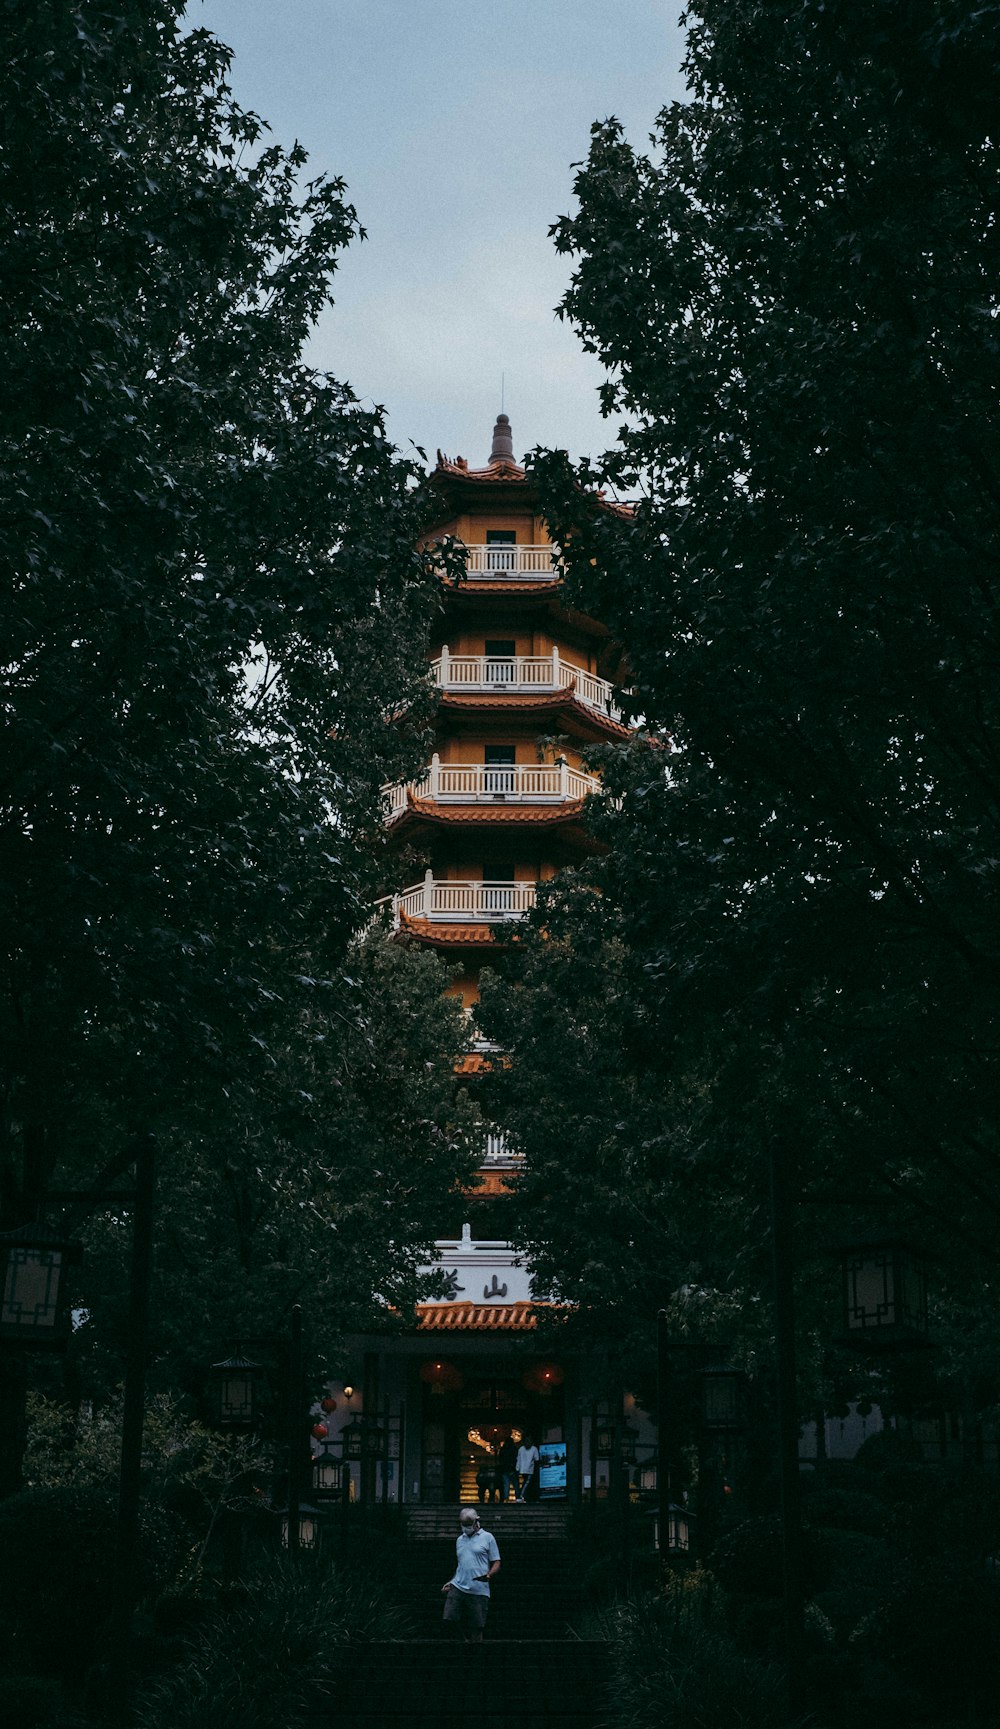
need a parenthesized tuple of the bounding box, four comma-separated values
(419, 1358, 464, 1393)
(522, 1362, 565, 1395)
(320, 1396, 337, 1413)
(311, 1421, 329, 1440)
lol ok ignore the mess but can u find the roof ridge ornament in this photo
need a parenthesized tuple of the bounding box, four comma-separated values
(489, 412, 514, 465)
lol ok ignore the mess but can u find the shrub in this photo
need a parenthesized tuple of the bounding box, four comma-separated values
(133, 1554, 408, 1729)
(597, 1579, 798, 1729)
(0, 1485, 186, 1681)
(709, 1516, 827, 1601)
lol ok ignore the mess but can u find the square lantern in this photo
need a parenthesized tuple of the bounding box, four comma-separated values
(280, 1505, 320, 1549)
(312, 1457, 343, 1496)
(665, 1502, 693, 1554)
(594, 1421, 615, 1459)
(701, 1365, 745, 1432)
(620, 1423, 639, 1464)
(342, 1419, 364, 1460)
(210, 1354, 263, 1427)
(0, 1224, 81, 1352)
(841, 1240, 930, 1349)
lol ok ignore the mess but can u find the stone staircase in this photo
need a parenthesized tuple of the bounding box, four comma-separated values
(329, 1506, 613, 1726)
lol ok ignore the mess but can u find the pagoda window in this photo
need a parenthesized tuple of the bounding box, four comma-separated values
(485, 529, 516, 571)
(484, 639, 517, 684)
(480, 848, 518, 885)
(484, 744, 516, 795)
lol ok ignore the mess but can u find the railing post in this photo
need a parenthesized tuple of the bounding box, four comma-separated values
(430, 752, 440, 797)
(422, 869, 434, 919)
(439, 645, 450, 686)
(551, 644, 561, 689)
(559, 759, 569, 799)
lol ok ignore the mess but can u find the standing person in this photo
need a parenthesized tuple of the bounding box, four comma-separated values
(441, 1507, 501, 1644)
(516, 1434, 539, 1502)
(497, 1434, 518, 1503)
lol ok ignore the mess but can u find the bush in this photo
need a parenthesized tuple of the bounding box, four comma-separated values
(0, 1485, 186, 1681)
(0, 1675, 66, 1727)
(597, 1579, 798, 1729)
(133, 1554, 408, 1729)
(709, 1516, 828, 1601)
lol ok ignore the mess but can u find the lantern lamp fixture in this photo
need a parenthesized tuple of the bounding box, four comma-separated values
(840, 1239, 930, 1351)
(0, 1222, 82, 1353)
(701, 1364, 745, 1432)
(210, 1354, 264, 1427)
(280, 1504, 320, 1550)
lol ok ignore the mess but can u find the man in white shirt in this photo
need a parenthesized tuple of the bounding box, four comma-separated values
(516, 1436, 540, 1501)
(441, 1507, 501, 1643)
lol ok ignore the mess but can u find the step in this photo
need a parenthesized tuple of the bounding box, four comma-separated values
(406, 1506, 571, 1542)
(326, 1640, 612, 1725)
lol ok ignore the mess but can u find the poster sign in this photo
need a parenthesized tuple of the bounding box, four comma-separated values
(538, 1441, 567, 1500)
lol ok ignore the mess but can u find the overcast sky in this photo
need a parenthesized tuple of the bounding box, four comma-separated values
(186, 1, 686, 467)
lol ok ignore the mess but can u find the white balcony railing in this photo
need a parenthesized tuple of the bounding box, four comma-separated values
(382, 756, 602, 820)
(377, 873, 537, 926)
(430, 647, 623, 724)
(461, 544, 558, 579)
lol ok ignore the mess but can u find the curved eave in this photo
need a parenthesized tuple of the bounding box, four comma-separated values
(416, 1301, 558, 1333)
(395, 912, 507, 948)
(386, 797, 605, 853)
(438, 689, 631, 743)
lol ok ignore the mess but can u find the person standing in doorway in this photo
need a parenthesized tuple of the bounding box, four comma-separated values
(441, 1507, 501, 1643)
(498, 1434, 518, 1502)
(516, 1434, 539, 1501)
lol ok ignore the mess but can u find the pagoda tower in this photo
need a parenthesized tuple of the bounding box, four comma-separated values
(326, 417, 641, 1511)
(382, 412, 630, 1167)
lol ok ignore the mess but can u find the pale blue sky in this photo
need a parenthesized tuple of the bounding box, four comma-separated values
(186, 1, 686, 465)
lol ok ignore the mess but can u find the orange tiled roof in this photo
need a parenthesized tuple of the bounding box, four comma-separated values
(396, 911, 501, 946)
(404, 797, 587, 827)
(416, 1301, 542, 1332)
(439, 689, 631, 739)
(434, 454, 527, 483)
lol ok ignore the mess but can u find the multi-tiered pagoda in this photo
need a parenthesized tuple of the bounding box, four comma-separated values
(322, 417, 647, 1509)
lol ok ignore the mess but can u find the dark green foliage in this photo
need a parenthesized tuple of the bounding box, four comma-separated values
(0, 1676, 71, 1729)
(0, 4, 473, 1434)
(0, 1, 450, 1236)
(0, 1485, 185, 1680)
(597, 1583, 792, 1729)
(710, 1516, 828, 1603)
(479, 0, 1000, 1408)
(134, 1554, 407, 1729)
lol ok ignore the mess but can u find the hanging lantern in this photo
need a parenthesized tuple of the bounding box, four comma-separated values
(701, 1365, 745, 1432)
(311, 1421, 329, 1441)
(210, 1354, 264, 1427)
(522, 1362, 565, 1395)
(419, 1358, 464, 1394)
(320, 1395, 337, 1413)
(840, 1240, 930, 1349)
(0, 1223, 82, 1354)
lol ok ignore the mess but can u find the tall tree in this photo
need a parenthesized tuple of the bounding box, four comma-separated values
(0, 2, 463, 1482)
(483, 1, 1000, 1390)
(1, 0, 440, 1194)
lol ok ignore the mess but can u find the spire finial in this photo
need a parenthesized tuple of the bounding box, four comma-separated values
(489, 412, 514, 465)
